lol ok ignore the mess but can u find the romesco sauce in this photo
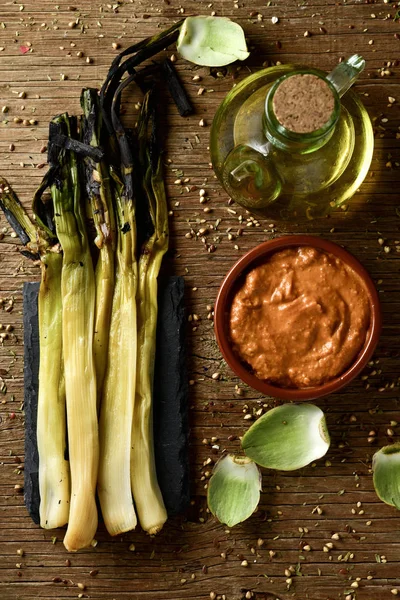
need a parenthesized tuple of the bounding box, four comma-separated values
(229, 246, 371, 388)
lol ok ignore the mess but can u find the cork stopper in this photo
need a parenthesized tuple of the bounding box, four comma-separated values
(272, 74, 335, 134)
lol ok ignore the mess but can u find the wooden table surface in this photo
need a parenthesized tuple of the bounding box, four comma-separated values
(0, 1, 400, 599)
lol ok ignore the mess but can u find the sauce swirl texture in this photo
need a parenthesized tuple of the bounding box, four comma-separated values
(229, 246, 371, 388)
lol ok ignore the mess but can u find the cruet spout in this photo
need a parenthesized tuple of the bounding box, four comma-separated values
(326, 54, 365, 99)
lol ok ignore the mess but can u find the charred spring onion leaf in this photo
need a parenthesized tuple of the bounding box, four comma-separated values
(100, 21, 183, 134)
(0, 177, 37, 247)
(161, 58, 193, 117)
(51, 131, 105, 162)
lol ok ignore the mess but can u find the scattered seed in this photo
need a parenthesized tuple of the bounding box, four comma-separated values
(241, 560, 249, 567)
(199, 118, 206, 127)
(271, 16, 279, 24)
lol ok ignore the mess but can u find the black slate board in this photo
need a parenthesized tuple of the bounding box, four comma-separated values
(153, 276, 190, 515)
(23, 282, 41, 524)
(23, 276, 189, 524)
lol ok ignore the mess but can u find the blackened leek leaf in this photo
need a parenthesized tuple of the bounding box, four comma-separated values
(207, 454, 261, 527)
(242, 404, 330, 471)
(0, 176, 38, 248)
(177, 16, 249, 67)
(372, 444, 400, 510)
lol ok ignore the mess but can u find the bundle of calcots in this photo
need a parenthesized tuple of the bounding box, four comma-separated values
(0, 22, 188, 552)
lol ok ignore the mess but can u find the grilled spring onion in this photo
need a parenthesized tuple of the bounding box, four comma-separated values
(97, 174, 138, 536)
(37, 250, 70, 529)
(50, 114, 98, 552)
(81, 88, 116, 403)
(0, 177, 70, 529)
(130, 90, 168, 534)
(103, 35, 175, 534)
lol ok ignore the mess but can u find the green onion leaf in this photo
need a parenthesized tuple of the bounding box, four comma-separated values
(207, 454, 261, 527)
(372, 444, 400, 510)
(241, 404, 330, 471)
(177, 16, 249, 67)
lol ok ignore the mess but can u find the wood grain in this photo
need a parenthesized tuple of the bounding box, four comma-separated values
(0, 1, 400, 599)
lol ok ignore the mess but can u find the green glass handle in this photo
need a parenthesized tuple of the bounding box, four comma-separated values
(326, 54, 365, 98)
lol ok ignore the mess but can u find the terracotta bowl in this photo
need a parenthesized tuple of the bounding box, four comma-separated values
(214, 235, 382, 401)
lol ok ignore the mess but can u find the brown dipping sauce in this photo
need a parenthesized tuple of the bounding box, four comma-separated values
(229, 246, 371, 389)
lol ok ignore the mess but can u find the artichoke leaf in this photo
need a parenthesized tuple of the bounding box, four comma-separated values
(372, 444, 400, 510)
(207, 454, 261, 527)
(241, 403, 330, 471)
(177, 16, 250, 67)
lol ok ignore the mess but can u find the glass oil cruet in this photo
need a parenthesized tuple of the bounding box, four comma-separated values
(210, 55, 374, 220)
